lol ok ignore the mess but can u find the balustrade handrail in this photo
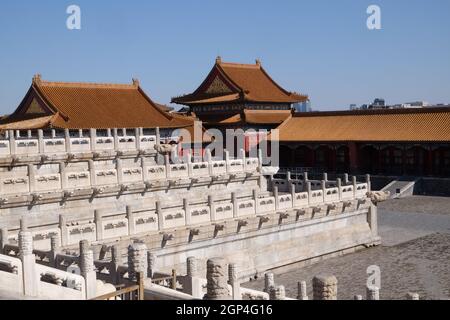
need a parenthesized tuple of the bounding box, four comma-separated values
(1, 180, 370, 249)
(0, 153, 261, 198)
(0, 128, 161, 158)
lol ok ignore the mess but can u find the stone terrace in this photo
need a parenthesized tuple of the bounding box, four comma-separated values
(244, 197, 450, 300)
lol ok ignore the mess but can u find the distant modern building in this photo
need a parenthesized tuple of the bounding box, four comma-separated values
(369, 98, 386, 109)
(294, 100, 312, 113)
(392, 101, 430, 109)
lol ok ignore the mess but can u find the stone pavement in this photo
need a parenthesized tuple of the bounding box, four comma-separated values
(243, 196, 450, 300)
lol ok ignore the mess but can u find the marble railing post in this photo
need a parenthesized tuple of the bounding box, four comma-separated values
(135, 128, 142, 150)
(286, 171, 291, 183)
(206, 149, 213, 176)
(352, 176, 357, 197)
(186, 154, 193, 177)
(19, 218, 38, 297)
(228, 263, 241, 300)
(79, 240, 97, 299)
(366, 285, 380, 300)
(289, 182, 296, 207)
(64, 129, 71, 153)
(306, 182, 312, 205)
(231, 193, 238, 218)
(303, 172, 309, 183)
(89, 129, 96, 152)
(8, 130, 16, 155)
(155, 127, 160, 146)
(253, 189, 260, 213)
(59, 215, 68, 247)
(88, 160, 97, 186)
(156, 201, 164, 231)
(258, 149, 264, 186)
(269, 285, 286, 300)
(264, 272, 275, 293)
(28, 164, 36, 193)
(366, 174, 372, 192)
(208, 195, 216, 222)
(240, 149, 246, 171)
(321, 180, 327, 199)
(336, 178, 342, 200)
(344, 173, 349, 185)
(95, 210, 103, 241)
(0, 228, 8, 253)
(110, 244, 121, 284)
(59, 162, 67, 190)
(126, 206, 135, 236)
(164, 154, 171, 179)
(273, 186, 279, 210)
(313, 275, 338, 300)
(128, 241, 148, 282)
(184, 198, 191, 226)
(297, 281, 309, 300)
(50, 234, 61, 267)
(368, 204, 378, 237)
(147, 251, 156, 279)
(113, 128, 119, 151)
(258, 149, 263, 171)
(204, 258, 230, 300)
(37, 129, 44, 154)
(224, 150, 230, 174)
(141, 156, 149, 182)
(185, 257, 203, 299)
(187, 256, 198, 278)
(116, 158, 124, 185)
(323, 172, 328, 182)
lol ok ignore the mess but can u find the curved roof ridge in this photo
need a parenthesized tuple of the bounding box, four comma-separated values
(38, 81, 137, 89)
(33, 74, 139, 89)
(218, 61, 260, 69)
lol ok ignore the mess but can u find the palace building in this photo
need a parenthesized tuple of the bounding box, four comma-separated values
(272, 108, 450, 177)
(0, 75, 209, 154)
(172, 57, 308, 131)
(0, 75, 197, 134)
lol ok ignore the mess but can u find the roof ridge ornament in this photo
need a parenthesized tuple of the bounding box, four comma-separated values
(32, 74, 42, 86)
(255, 59, 261, 66)
(216, 56, 222, 64)
(132, 78, 140, 88)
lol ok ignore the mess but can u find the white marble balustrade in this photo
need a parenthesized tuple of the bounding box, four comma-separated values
(0, 128, 159, 157)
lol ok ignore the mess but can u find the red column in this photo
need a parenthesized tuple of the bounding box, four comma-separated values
(377, 147, 382, 174)
(307, 146, 314, 167)
(425, 147, 434, 176)
(348, 142, 359, 174)
(330, 147, 337, 173)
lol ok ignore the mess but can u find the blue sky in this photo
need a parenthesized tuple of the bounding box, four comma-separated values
(0, 0, 449, 114)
